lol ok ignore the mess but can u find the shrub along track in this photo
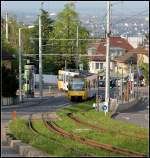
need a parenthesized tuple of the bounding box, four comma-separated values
(67, 112, 148, 140)
(42, 113, 147, 157)
(28, 114, 95, 156)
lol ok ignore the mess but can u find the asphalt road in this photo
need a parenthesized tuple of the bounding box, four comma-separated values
(113, 86, 149, 128)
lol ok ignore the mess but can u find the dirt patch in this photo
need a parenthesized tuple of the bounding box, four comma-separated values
(32, 113, 43, 120)
(74, 128, 92, 132)
(47, 112, 61, 121)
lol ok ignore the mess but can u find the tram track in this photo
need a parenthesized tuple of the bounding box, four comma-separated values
(42, 113, 147, 157)
(67, 112, 148, 140)
(28, 113, 96, 156)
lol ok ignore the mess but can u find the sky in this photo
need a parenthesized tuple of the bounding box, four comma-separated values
(1, 1, 149, 16)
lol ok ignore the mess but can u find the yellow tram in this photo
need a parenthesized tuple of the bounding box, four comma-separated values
(68, 72, 97, 101)
(57, 70, 64, 90)
(57, 69, 79, 91)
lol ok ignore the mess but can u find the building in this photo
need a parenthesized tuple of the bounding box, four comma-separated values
(2, 49, 14, 69)
(113, 53, 137, 77)
(88, 36, 134, 78)
(130, 47, 149, 65)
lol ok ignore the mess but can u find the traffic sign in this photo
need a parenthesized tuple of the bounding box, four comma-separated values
(102, 105, 107, 110)
(102, 102, 108, 112)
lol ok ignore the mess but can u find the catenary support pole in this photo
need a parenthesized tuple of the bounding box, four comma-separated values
(19, 28, 22, 102)
(76, 25, 79, 70)
(105, 1, 111, 107)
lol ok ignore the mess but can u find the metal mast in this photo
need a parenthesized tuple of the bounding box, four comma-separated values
(105, 1, 111, 106)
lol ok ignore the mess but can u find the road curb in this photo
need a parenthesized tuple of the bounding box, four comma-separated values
(2, 97, 52, 110)
(5, 131, 50, 157)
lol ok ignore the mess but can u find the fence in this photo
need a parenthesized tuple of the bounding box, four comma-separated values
(2, 96, 20, 106)
(114, 85, 148, 105)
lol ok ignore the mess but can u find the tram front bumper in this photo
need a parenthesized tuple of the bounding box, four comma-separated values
(68, 91, 87, 100)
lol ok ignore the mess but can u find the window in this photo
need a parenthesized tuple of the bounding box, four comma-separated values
(96, 63, 99, 69)
(100, 63, 103, 69)
(69, 79, 85, 91)
(92, 63, 95, 69)
(100, 76, 103, 80)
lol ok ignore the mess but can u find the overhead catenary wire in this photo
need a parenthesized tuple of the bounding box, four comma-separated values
(111, 9, 148, 26)
(30, 38, 106, 41)
(23, 53, 106, 57)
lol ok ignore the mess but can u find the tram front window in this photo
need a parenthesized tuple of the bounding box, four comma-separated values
(69, 80, 85, 91)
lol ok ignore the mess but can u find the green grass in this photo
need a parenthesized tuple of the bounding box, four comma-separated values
(9, 99, 149, 156)
(9, 118, 121, 156)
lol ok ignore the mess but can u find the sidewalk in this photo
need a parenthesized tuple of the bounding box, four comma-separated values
(112, 97, 149, 128)
(2, 96, 52, 110)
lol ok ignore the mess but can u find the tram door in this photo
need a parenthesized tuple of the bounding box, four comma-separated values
(23, 64, 35, 97)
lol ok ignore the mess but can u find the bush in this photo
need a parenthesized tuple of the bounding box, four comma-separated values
(140, 63, 149, 85)
(2, 65, 19, 97)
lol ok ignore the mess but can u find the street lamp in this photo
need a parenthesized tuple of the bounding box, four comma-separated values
(39, 14, 43, 98)
(18, 25, 35, 102)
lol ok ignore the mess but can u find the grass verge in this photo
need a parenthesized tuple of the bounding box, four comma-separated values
(9, 99, 149, 156)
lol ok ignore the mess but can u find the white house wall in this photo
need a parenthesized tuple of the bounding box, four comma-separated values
(89, 61, 114, 74)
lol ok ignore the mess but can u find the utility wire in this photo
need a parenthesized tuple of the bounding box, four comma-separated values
(111, 10, 148, 26)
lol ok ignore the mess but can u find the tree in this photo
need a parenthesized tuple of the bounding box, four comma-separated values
(139, 63, 149, 85)
(2, 65, 19, 97)
(1, 36, 19, 72)
(1, 15, 31, 73)
(30, 9, 54, 73)
(48, 3, 89, 73)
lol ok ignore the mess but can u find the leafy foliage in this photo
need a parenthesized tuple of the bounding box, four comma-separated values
(139, 63, 149, 84)
(2, 37, 19, 72)
(49, 3, 89, 73)
(1, 4, 90, 75)
(30, 9, 54, 73)
(2, 65, 19, 97)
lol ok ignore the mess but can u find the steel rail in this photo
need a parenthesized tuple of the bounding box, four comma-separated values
(42, 117, 146, 157)
(67, 113, 148, 140)
(28, 113, 95, 156)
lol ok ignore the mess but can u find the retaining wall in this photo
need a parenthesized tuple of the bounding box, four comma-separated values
(116, 97, 142, 113)
(6, 132, 51, 157)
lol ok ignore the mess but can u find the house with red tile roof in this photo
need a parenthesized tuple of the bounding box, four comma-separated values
(129, 46, 149, 65)
(88, 36, 134, 78)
